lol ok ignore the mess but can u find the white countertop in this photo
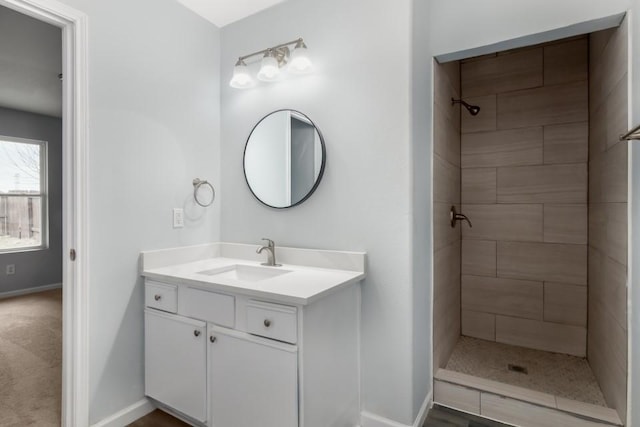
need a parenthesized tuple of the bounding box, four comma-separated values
(142, 256, 365, 305)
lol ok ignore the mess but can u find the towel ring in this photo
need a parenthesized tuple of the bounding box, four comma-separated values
(193, 178, 215, 207)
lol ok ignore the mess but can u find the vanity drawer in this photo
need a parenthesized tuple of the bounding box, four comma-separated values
(183, 287, 235, 328)
(145, 281, 178, 313)
(246, 301, 297, 344)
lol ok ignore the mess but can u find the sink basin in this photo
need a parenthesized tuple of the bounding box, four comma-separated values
(197, 264, 291, 282)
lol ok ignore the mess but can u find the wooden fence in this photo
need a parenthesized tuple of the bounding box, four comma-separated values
(0, 195, 41, 241)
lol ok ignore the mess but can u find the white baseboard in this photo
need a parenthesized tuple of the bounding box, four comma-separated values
(361, 392, 433, 427)
(361, 412, 411, 427)
(413, 391, 433, 427)
(90, 398, 155, 427)
(0, 282, 62, 299)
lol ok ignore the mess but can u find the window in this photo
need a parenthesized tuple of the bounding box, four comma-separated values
(0, 136, 47, 252)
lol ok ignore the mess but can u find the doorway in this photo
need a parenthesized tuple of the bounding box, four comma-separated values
(0, 0, 88, 425)
(0, 5, 63, 424)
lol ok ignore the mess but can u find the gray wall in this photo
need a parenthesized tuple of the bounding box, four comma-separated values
(430, 0, 632, 60)
(0, 107, 62, 293)
(220, 0, 415, 423)
(410, 1, 433, 418)
(48, 0, 222, 423)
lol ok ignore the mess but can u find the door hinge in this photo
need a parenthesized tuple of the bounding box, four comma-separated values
(70, 249, 76, 261)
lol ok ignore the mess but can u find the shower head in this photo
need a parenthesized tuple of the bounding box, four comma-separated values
(452, 98, 481, 116)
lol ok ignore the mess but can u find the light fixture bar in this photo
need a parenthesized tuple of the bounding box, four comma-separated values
(237, 38, 305, 62)
(230, 37, 312, 89)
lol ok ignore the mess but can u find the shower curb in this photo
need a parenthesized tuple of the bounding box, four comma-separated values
(434, 369, 623, 426)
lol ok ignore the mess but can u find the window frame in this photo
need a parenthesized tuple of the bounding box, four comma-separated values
(0, 135, 49, 254)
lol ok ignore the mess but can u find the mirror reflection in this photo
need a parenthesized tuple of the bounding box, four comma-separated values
(244, 110, 325, 208)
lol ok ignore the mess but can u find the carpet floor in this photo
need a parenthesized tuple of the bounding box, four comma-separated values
(0, 289, 62, 426)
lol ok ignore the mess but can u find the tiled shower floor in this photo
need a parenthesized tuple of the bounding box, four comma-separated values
(445, 336, 607, 406)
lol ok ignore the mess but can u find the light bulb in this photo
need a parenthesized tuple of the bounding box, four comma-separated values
(229, 59, 254, 89)
(288, 40, 313, 74)
(257, 51, 281, 82)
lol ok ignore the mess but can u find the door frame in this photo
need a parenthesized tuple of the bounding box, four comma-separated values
(0, 0, 89, 425)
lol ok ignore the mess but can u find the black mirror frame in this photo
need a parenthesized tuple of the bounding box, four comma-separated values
(243, 109, 327, 209)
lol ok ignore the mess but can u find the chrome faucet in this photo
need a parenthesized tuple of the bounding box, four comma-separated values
(256, 238, 281, 267)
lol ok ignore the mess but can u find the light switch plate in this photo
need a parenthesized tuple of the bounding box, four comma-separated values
(173, 208, 184, 228)
(6, 264, 15, 275)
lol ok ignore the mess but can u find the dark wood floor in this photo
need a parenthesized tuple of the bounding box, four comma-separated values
(129, 405, 510, 427)
(423, 405, 511, 426)
(127, 409, 190, 427)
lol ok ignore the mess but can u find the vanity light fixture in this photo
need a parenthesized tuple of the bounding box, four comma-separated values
(229, 37, 313, 89)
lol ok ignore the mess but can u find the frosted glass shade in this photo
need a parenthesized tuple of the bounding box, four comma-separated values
(288, 45, 313, 74)
(229, 61, 254, 89)
(257, 55, 281, 82)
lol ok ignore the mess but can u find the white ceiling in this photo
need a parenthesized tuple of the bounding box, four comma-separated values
(0, 5, 62, 118)
(176, 0, 287, 27)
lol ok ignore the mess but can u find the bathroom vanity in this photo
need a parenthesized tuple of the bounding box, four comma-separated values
(140, 243, 365, 427)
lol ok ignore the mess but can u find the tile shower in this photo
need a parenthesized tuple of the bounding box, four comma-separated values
(432, 20, 629, 426)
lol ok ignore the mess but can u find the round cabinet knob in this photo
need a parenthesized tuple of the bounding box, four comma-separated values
(194, 330, 201, 337)
(210, 336, 217, 343)
(264, 319, 272, 328)
(154, 294, 162, 301)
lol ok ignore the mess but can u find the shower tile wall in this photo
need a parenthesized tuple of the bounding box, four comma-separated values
(433, 59, 461, 370)
(460, 37, 588, 357)
(588, 22, 628, 421)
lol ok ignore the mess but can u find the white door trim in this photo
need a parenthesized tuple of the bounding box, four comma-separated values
(0, 0, 89, 426)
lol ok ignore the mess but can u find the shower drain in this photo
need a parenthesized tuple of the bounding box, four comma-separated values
(507, 364, 528, 374)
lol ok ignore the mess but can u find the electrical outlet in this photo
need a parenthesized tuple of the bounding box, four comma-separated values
(6, 264, 15, 275)
(173, 208, 184, 228)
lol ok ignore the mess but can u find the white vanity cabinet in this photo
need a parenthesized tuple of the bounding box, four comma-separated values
(144, 278, 361, 427)
(208, 326, 298, 427)
(141, 243, 365, 427)
(145, 309, 207, 423)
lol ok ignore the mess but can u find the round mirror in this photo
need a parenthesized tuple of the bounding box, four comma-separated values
(243, 110, 326, 209)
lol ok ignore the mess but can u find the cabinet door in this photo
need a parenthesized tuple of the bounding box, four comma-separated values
(145, 309, 207, 422)
(209, 326, 298, 427)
